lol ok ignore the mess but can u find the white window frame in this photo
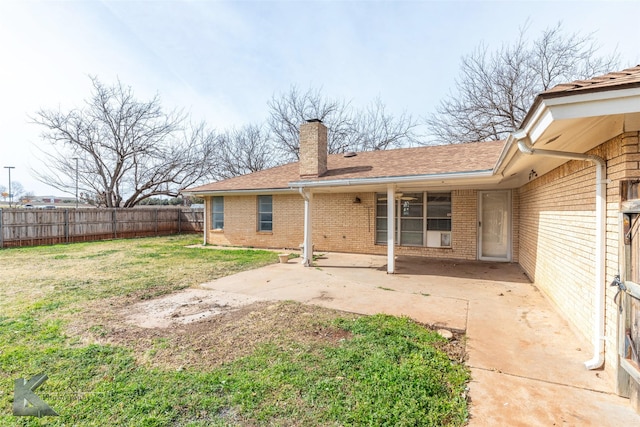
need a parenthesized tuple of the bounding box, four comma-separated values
(211, 196, 224, 230)
(257, 195, 273, 232)
(376, 191, 451, 248)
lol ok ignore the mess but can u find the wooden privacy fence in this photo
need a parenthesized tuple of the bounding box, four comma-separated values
(0, 208, 204, 248)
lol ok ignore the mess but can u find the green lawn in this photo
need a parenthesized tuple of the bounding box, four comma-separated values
(0, 236, 469, 426)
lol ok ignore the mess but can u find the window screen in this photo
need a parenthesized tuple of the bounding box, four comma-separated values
(427, 193, 451, 231)
(211, 196, 224, 230)
(258, 195, 273, 231)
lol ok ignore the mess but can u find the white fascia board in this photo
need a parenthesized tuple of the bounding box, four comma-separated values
(516, 98, 555, 146)
(289, 169, 496, 189)
(184, 188, 297, 197)
(543, 86, 640, 109)
(527, 109, 555, 144)
(547, 92, 640, 121)
(520, 87, 640, 145)
(492, 137, 515, 175)
(495, 87, 640, 174)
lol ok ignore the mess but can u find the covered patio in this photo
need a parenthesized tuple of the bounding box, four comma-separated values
(192, 251, 640, 425)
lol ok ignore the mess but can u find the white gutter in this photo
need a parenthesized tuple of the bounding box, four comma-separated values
(289, 169, 495, 188)
(187, 170, 497, 198)
(185, 188, 296, 197)
(515, 130, 607, 370)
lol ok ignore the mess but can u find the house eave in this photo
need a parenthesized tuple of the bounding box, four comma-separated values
(494, 86, 640, 183)
(184, 188, 297, 197)
(289, 169, 497, 189)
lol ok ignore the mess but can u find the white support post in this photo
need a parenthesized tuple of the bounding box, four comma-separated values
(302, 190, 313, 267)
(387, 185, 395, 274)
(202, 197, 208, 245)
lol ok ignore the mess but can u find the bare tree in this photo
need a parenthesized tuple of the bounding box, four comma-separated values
(10, 181, 24, 205)
(32, 77, 218, 207)
(21, 191, 35, 203)
(426, 22, 620, 144)
(216, 124, 276, 179)
(268, 86, 354, 159)
(268, 86, 419, 160)
(350, 98, 420, 151)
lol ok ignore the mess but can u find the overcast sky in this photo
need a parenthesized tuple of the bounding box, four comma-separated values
(0, 0, 638, 196)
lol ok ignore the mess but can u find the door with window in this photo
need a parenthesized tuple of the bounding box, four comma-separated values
(478, 191, 511, 261)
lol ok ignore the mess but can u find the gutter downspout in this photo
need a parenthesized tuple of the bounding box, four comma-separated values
(298, 188, 313, 267)
(516, 132, 607, 370)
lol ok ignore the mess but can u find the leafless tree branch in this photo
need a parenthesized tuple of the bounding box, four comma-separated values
(216, 124, 276, 180)
(426, 22, 620, 144)
(31, 76, 218, 207)
(268, 86, 420, 159)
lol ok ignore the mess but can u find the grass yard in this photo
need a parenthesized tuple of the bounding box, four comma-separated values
(0, 236, 469, 426)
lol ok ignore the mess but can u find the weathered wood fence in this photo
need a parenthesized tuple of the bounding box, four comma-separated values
(0, 208, 204, 248)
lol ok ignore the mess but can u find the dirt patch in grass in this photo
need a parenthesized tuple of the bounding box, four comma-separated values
(67, 290, 467, 372)
(68, 297, 360, 370)
(122, 288, 267, 328)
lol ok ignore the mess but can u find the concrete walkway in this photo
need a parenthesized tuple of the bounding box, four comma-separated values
(199, 252, 640, 426)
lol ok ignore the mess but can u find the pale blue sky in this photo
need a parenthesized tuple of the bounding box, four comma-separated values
(1, 0, 638, 195)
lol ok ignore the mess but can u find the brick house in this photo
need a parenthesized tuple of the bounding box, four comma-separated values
(188, 66, 640, 404)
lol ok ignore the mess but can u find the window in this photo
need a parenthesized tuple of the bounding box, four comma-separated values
(426, 193, 451, 231)
(375, 194, 388, 244)
(258, 195, 273, 231)
(211, 196, 224, 230)
(375, 191, 451, 247)
(400, 193, 424, 246)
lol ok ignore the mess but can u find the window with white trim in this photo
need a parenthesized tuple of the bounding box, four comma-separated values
(211, 196, 224, 230)
(257, 195, 273, 231)
(376, 191, 451, 247)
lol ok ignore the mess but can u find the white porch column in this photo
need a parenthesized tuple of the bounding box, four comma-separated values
(387, 185, 395, 274)
(302, 190, 313, 267)
(202, 197, 208, 245)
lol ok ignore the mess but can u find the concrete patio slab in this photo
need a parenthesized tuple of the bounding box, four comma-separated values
(200, 258, 469, 331)
(195, 251, 640, 425)
(470, 368, 635, 426)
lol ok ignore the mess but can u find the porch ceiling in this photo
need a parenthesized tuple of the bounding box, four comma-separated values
(499, 112, 640, 189)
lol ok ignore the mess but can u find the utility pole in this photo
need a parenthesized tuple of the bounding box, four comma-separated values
(4, 166, 14, 207)
(73, 157, 79, 208)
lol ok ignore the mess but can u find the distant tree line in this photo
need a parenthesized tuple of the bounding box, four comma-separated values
(32, 78, 420, 207)
(31, 22, 620, 207)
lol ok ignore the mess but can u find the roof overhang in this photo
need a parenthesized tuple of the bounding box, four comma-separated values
(188, 84, 640, 198)
(186, 170, 505, 197)
(495, 86, 640, 187)
(288, 169, 506, 193)
(183, 188, 297, 197)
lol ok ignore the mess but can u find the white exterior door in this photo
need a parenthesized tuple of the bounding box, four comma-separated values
(479, 191, 511, 261)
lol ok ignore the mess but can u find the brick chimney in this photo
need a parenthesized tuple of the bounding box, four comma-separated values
(299, 119, 328, 178)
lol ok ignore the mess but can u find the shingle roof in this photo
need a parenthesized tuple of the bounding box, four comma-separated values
(188, 140, 506, 193)
(541, 65, 640, 97)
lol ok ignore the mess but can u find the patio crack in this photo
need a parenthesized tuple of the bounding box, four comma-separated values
(468, 366, 615, 395)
